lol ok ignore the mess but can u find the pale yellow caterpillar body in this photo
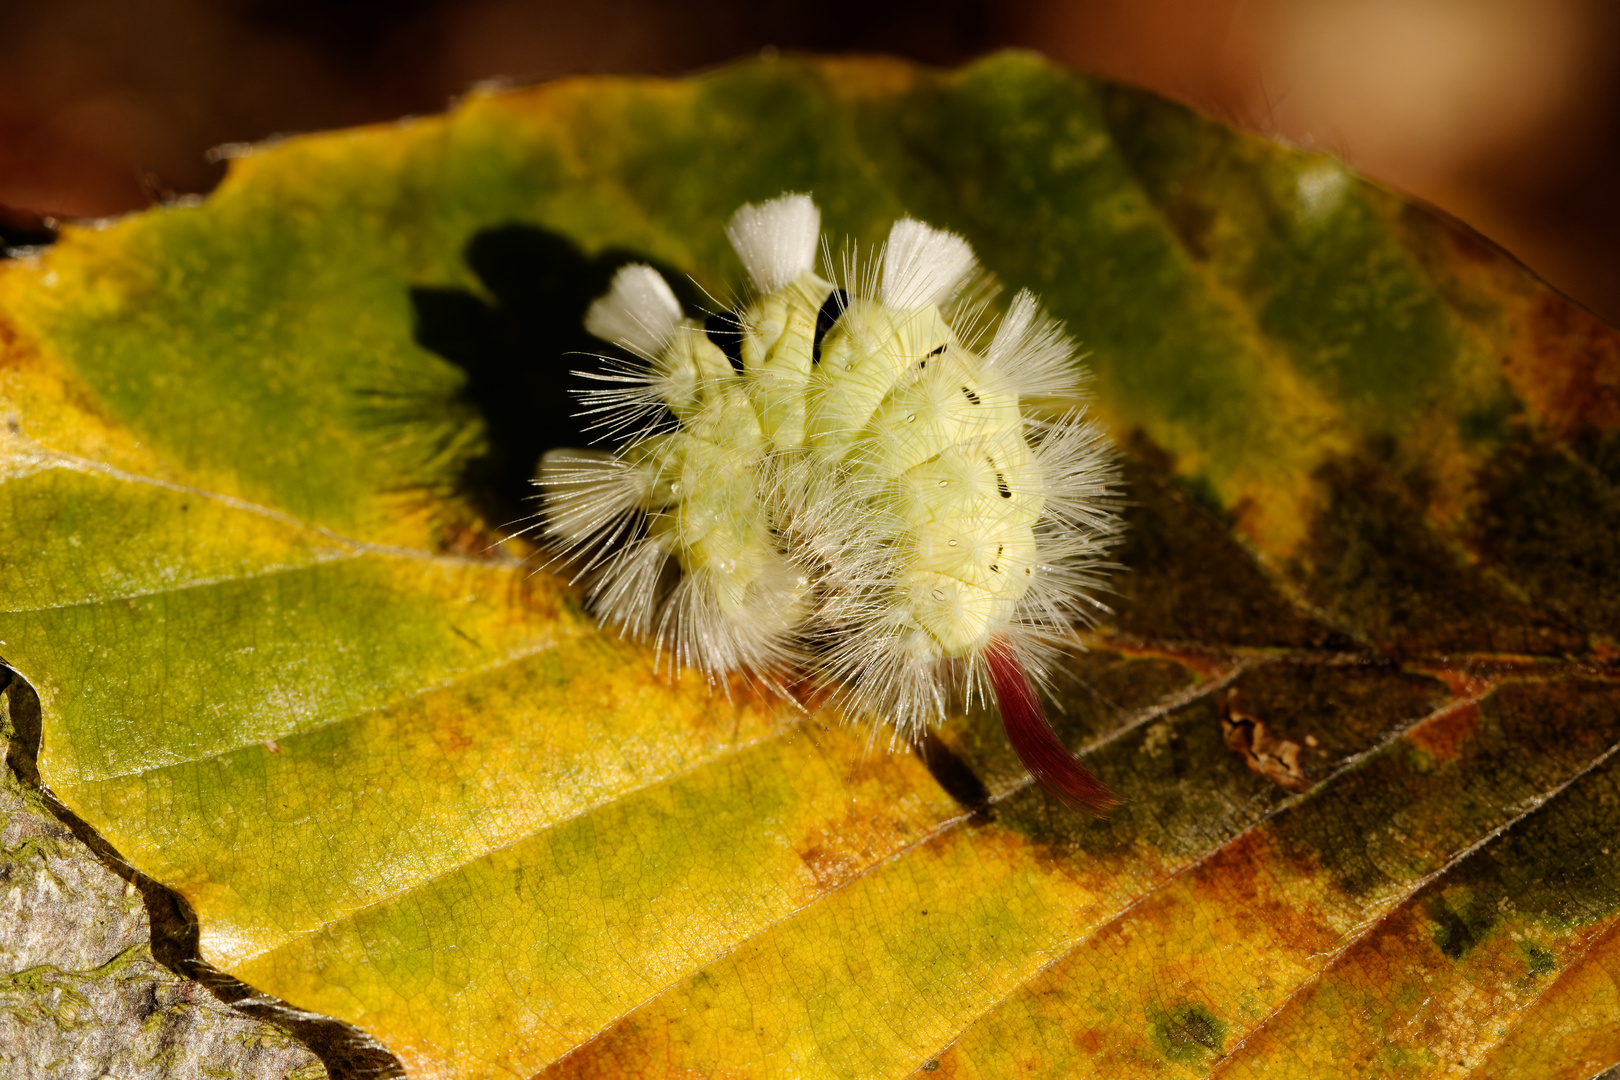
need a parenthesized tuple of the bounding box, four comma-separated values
(540, 194, 1122, 811)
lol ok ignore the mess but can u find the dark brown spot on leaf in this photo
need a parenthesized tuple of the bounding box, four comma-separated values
(1220, 688, 1308, 792)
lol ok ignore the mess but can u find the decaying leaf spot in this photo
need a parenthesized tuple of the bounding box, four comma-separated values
(1221, 688, 1309, 792)
(1514, 291, 1620, 441)
(1406, 697, 1484, 767)
(1147, 1001, 1227, 1066)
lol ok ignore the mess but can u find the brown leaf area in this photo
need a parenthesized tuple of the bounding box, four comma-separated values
(1519, 293, 1620, 442)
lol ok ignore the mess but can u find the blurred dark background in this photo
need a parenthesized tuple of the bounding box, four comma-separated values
(3, 0, 1618, 323)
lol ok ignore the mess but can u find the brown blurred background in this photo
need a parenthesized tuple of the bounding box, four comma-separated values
(2, 0, 1617, 323)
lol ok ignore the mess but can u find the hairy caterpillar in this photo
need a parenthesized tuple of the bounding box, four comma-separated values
(539, 194, 1123, 813)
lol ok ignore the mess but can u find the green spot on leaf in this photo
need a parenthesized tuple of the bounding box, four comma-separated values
(1148, 1002, 1226, 1066)
(1521, 940, 1557, 979)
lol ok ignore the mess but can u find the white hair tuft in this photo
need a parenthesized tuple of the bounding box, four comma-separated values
(537, 448, 643, 545)
(986, 289, 1039, 363)
(726, 193, 822, 293)
(985, 289, 1084, 399)
(880, 217, 976, 310)
(583, 264, 683, 356)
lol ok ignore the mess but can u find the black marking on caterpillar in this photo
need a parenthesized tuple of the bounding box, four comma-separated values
(811, 288, 848, 364)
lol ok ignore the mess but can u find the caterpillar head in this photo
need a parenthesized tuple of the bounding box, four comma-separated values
(541, 193, 1123, 813)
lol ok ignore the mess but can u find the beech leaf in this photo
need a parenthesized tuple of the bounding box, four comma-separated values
(2, 52, 1618, 1079)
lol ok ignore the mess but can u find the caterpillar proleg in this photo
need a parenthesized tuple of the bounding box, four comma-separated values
(540, 194, 1123, 813)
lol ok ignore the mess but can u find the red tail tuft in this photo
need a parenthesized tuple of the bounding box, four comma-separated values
(985, 638, 1120, 816)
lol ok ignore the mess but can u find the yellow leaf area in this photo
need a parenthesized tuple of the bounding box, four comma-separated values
(1, 50, 1618, 1080)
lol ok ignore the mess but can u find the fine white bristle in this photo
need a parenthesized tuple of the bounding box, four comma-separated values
(880, 217, 976, 310)
(984, 289, 1084, 399)
(1031, 417, 1122, 538)
(583, 264, 683, 356)
(726, 193, 822, 293)
(591, 537, 672, 638)
(537, 448, 643, 544)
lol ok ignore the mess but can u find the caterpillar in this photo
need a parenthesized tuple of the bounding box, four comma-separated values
(539, 194, 1123, 813)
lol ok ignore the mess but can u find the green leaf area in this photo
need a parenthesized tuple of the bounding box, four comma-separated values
(3, 52, 1619, 1079)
